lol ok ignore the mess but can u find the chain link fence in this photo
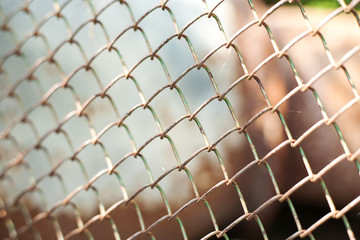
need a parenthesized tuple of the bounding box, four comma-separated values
(1, 0, 360, 239)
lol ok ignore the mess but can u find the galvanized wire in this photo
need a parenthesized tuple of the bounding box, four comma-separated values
(0, 0, 360, 239)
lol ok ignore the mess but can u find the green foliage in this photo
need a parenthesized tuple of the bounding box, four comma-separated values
(264, 0, 359, 9)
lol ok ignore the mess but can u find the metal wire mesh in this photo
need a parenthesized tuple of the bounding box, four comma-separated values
(1, 0, 360, 239)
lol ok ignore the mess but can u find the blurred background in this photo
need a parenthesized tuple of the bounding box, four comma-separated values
(1, 0, 360, 239)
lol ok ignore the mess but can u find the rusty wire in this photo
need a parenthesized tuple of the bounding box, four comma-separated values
(0, 0, 360, 239)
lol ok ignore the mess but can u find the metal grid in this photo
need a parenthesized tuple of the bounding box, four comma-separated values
(0, 0, 360, 239)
